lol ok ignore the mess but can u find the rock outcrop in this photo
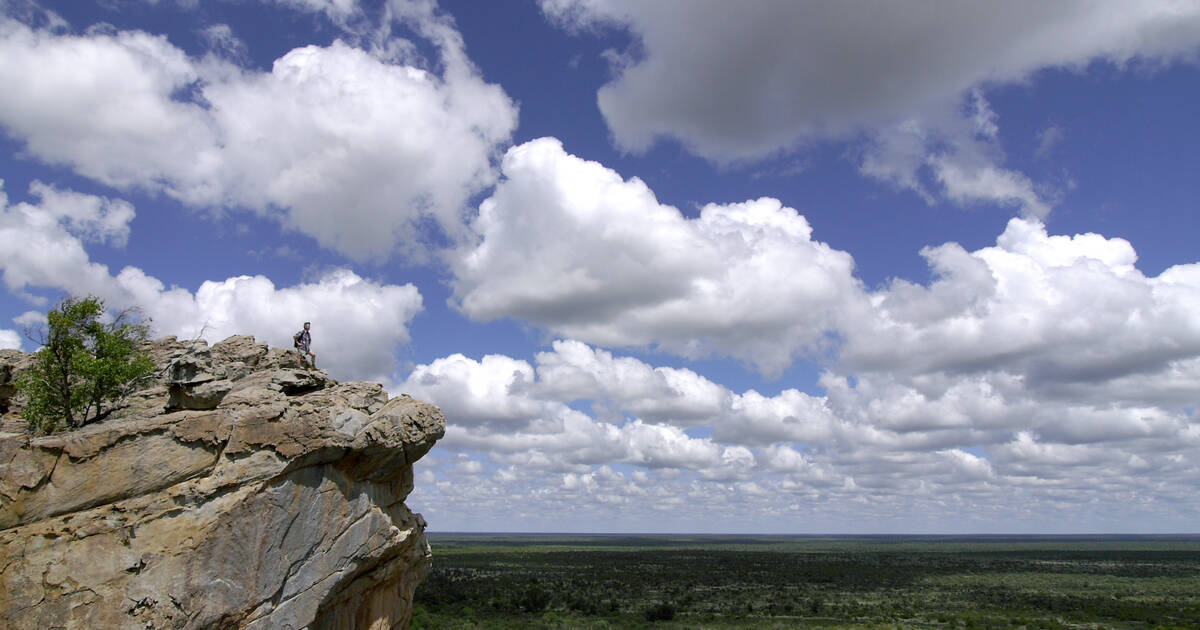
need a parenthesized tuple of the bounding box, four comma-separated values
(0, 335, 444, 629)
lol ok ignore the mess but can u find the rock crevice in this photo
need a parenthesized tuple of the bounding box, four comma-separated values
(0, 335, 443, 630)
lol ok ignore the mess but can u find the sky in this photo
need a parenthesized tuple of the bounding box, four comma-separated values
(0, 0, 1198, 534)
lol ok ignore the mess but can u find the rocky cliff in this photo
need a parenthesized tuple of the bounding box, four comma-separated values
(0, 335, 444, 629)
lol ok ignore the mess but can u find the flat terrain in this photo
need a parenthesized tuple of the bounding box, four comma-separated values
(410, 534, 1200, 629)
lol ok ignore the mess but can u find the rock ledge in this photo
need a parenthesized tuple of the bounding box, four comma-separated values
(0, 335, 444, 630)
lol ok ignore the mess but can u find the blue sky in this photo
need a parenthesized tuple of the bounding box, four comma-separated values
(1, 0, 1198, 534)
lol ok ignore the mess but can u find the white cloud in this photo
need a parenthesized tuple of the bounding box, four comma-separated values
(13, 311, 44, 330)
(398, 341, 834, 475)
(0, 12, 517, 262)
(128, 269, 423, 380)
(274, 0, 360, 23)
(542, 0, 1200, 160)
(859, 95, 1051, 217)
(994, 431, 1118, 469)
(858, 119, 937, 204)
(542, 1, 1200, 217)
(0, 328, 19, 350)
(1036, 125, 1065, 158)
(427, 191, 1200, 529)
(425, 131, 1200, 523)
(0, 20, 211, 190)
(814, 215, 1200, 460)
(451, 138, 866, 375)
(845, 217, 1200, 388)
(402, 352, 550, 430)
(22, 181, 135, 246)
(199, 24, 247, 60)
(532, 339, 731, 424)
(541, 342, 837, 446)
(968, 89, 999, 139)
(623, 420, 726, 470)
(939, 449, 995, 482)
(0, 181, 129, 303)
(400, 331, 1200, 531)
(0, 181, 422, 381)
(204, 40, 514, 260)
(451, 139, 1200, 428)
(931, 155, 1051, 218)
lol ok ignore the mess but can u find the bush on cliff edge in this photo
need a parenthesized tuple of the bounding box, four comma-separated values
(17, 295, 155, 433)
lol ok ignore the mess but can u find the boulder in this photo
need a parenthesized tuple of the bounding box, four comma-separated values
(271, 368, 329, 395)
(167, 379, 233, 410)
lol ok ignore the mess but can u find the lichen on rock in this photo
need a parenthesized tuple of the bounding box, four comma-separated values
(0, 335, 444, 630)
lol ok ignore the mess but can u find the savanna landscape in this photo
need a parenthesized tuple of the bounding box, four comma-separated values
(412, 534, 1200, 629)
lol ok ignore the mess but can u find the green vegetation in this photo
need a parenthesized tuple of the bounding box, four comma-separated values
(411, 534, 1200, 629)
(17, 295, 155, 433)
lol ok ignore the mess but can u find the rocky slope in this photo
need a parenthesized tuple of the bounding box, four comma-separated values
(0, 335, 444, 629)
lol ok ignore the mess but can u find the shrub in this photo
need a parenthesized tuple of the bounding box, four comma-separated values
(17, 295, 155, 433)
(568, 596, 602, 615)
(517, 585, 552, 613)
(644, 601, 676, 622)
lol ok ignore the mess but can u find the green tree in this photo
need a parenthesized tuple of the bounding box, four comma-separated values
(17, 295, 156, 433)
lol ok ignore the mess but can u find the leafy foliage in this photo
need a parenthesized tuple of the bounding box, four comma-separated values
(17, 295, 155, 433)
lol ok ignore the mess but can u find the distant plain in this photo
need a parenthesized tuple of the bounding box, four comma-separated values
(412, 533, 1200, 629)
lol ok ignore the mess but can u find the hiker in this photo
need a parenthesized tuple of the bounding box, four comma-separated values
(293, 321, 316, 367)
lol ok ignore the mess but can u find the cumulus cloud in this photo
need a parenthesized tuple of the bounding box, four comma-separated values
(533, 339, 732, 424)
(450, 138, 1200, 405)
(0, 10, 517, 261)
(0, 181, 422, 380)
(430, 172, 1200, 529)
(402, 351, 552, 431)
(430, 132, 1200, 499)
(806, 216, 1200, 473)
(542, 0, 1200, 159)
(451, 138, 867, 375)
(398, 336, 1189, 515)
(0, 328, 19, 350)
(542, 1, 1200, 216)
(0, 20, 211, 189)
(844, 217, 1200, 388)
(406, 339, 1200, 530)
(0, 180, 135, 306)
(127, 270, 423, 380)
(0, 181, 132, 304)
(940, 449, 995, 482)
(398, 341, 835, 475)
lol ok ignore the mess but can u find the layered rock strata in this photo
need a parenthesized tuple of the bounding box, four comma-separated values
(0, 336, 444, 629)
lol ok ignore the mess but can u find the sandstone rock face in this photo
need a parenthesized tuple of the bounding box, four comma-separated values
(0, 336, 444, 630)
(0, 349, 32, 416)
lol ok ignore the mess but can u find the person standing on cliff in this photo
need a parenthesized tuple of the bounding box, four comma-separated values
(293, 321, 316, 368)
